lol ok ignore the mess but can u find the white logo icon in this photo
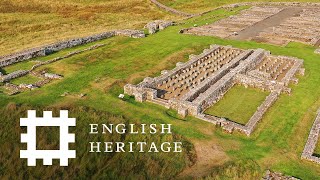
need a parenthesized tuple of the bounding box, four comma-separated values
(20, 110, 76, 166)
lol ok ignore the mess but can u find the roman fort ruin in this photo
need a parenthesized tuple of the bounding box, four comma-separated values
(124, 45, 304, 136)
(181, 5, 320, 48)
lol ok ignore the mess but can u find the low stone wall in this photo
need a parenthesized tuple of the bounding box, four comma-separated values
(280, 57, 304, 86)
(0, 70, 29, 83)
(245, 90, 280, 135)
(235, 74, 279, 91)
(0, 29, 145, 68)
(301, 109, 320, 164)
(181, 50, 253, 102)
(149, 0, 194, 17)
(31, 44, 105, 71)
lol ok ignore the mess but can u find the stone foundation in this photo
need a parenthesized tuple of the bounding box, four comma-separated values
(301, 109, 320, 164)
(124, 44, 304, 136)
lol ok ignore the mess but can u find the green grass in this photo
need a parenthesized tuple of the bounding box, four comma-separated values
(314, 139, 320, 157)
(2, 61, 37, 74)
(204, 85, 269, 125)
(1, 5, 320, 179)
(2, 37, 114, 74)
(10, 74, 41, 85)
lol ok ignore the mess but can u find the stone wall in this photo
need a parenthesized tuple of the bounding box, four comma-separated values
(181, 50, 253, 102)
(0, 29, 145, 68)
(149, 0, 194, 17)
(192, 49, 265, 112)
(301, 109, 320, 164)
(0, 70, 29, 83)
(245, 90, 280, 135)
(235, 74, 278, 91)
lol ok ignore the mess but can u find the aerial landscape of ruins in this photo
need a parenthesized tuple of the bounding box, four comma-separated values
(0, 0, 320, 179)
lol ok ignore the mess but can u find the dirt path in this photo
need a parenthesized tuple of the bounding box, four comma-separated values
(229, 7, 303, 40)
(149, 0, 194, 17)
(177, 139, 229, 179)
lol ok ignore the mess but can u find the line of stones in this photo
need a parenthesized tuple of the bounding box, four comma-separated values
(301, 109, 320, 164)
(0, 29, 145, 68)
(263, 170, 300, 180)
(149, 0, 194, 17)
(0, 44, 105, 83)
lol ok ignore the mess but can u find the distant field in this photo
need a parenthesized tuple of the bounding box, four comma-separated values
(158, 0, 320, 13)
(204, 85, 269, 125)
(0, 0, 177, 56)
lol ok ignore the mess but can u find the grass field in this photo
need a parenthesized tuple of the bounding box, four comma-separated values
(1, 3, 320, 179)
(10, 74, 41, 85)
(0, 0, 177, 56)
(204, 85, 269, 125)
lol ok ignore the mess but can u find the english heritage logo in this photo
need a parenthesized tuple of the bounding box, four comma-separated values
(20, 110, 76, 166)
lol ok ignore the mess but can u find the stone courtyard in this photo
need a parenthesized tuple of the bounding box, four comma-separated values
(124, 44, 304, 136)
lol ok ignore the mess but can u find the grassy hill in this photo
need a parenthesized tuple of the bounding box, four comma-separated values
(1, 2, 320, 179)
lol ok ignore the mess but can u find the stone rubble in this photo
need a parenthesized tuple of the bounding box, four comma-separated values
(145, 20, 174, 34)
(262, 170, 300, 180)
